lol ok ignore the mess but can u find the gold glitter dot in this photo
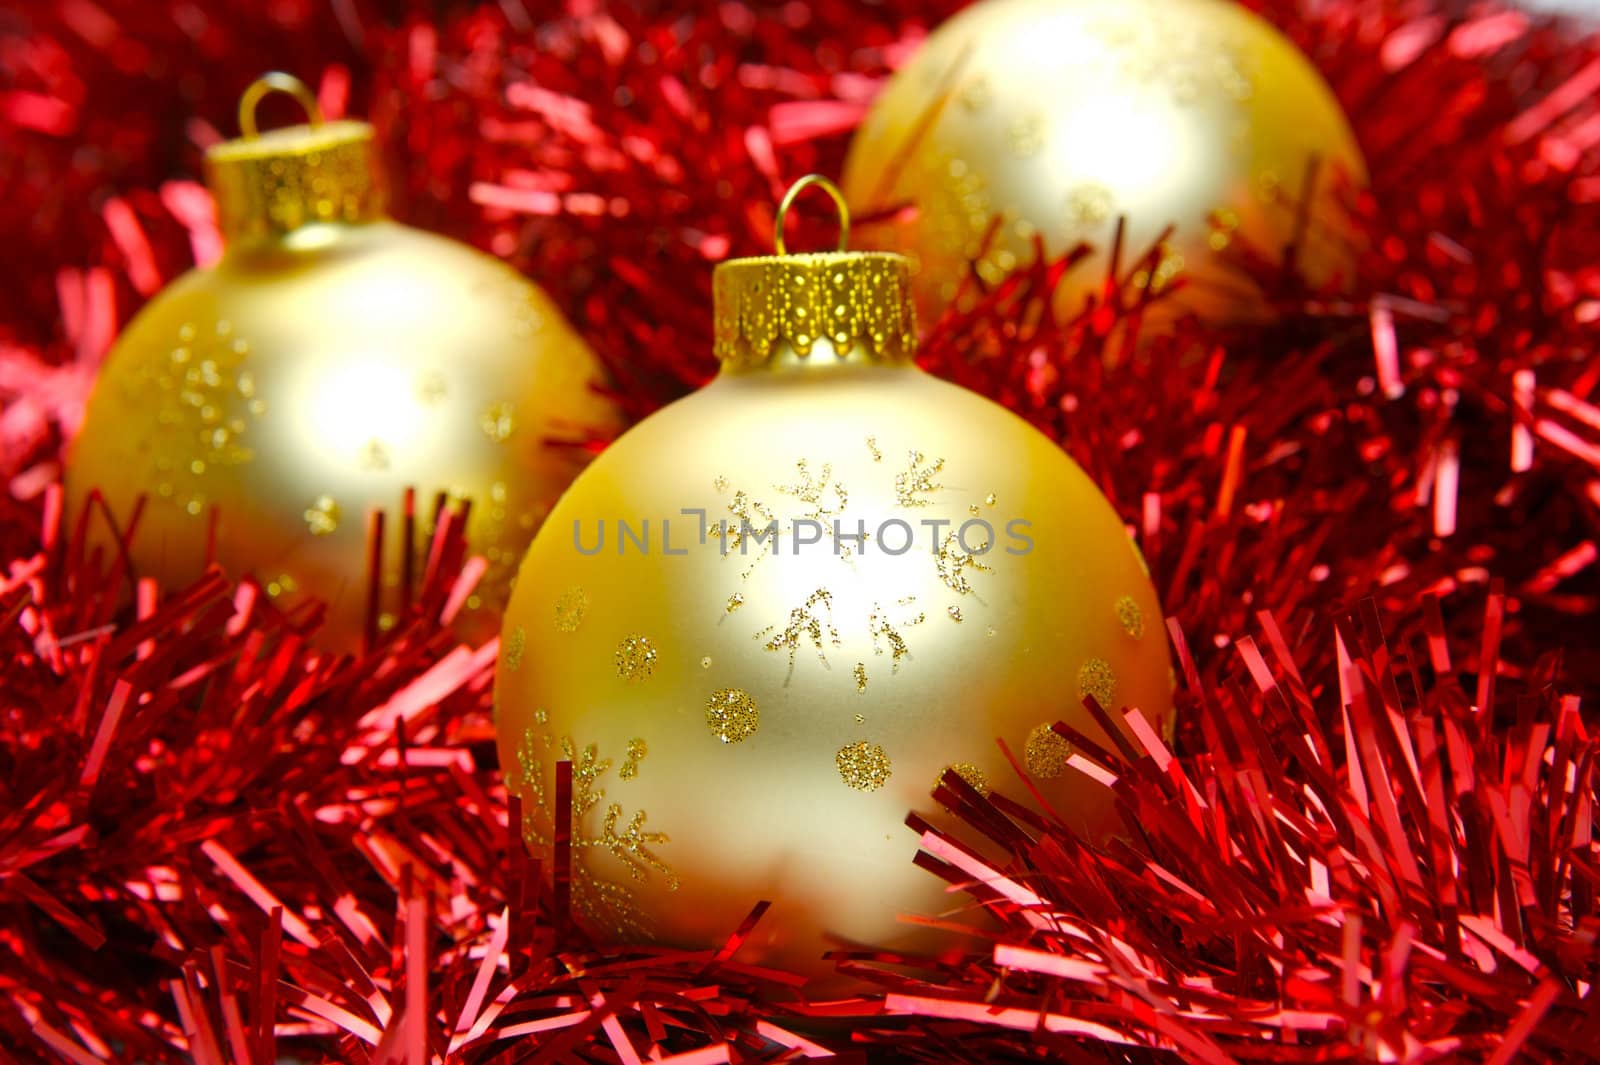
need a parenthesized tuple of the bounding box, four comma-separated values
(533, 707, 549, 725)
(985, 493, 997, 506)
(853, 662, 867, 692)
(854, 713, 865, 725)
(619, 738, 647, 780)
(836, 741, 892, 792)
(417, 370, 447, 404)
(554, 588, 588, 633)
(713, 475, 728, 492)
(303, 495, 340, 536)
(958, 76, 990, 111)
(1025, 723, 1073, 779)
(700, 656, 712, 669)
(505, 625, 526, 671)
(1007, 114, 1043, 157)
(359, 438, 390, 472)
(1078, 658, 1117, 708)
(1066, 182, 1114, 228)
(934, 763, 990, 796)
(705, 688, 759, 743)
(947, 606, 963, 623)
(1115, 596, 1145, 639)
(615, 635, 657, 681)
(865, 436, 883, 462)
(480, 401, 516, 442)
(725, 593, 744, 614)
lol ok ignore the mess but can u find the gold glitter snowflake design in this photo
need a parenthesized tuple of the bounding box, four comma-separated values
(1025, 723, 1073, 779)
(618, 738, 647, 780)
(713, 488, 780, 579)
(934, 530, 992, 595)
(705, 688, 760, 743)
(776, 459, 855, 557)
(720, 447, 995, 689)
(1093, 15, 1255, 107)
(757, 588, 841, 669)
(125, 318, 265, 518)
(894, 450, 946, 507)
(777, 459, 848, 516)
(836, 740, 893, 792)
(514, 730, 676, 939)
(615, 635, 658, 681)
(868, 599, 925, 673)
(1078, 657, 1117, 708)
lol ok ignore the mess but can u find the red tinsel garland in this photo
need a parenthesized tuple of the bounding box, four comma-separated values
(3, 0, 1599, 1061)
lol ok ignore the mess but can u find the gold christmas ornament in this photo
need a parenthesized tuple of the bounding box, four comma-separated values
(67, 73, 618, 647)
(840, 0, 1367, 326)
(495, 176, 1173, 986)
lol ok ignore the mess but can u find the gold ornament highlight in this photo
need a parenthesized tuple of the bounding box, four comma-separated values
(67, 73, 618, 647)
(495, 176, 1173, 985)
(840, 0, 1368, 326)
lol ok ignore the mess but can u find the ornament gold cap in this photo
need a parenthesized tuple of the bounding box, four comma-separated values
(713, 175, 917, 369)
(204, 72, 386, 245)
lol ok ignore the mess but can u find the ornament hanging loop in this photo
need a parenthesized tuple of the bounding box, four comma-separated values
(774, 174, 850, 256)
(238, 72, 324, 139)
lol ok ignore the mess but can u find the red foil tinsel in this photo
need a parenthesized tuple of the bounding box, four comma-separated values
(3, 0, 1600, 1061)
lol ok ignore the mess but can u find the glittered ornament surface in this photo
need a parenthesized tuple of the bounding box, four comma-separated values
(494, 181, 1172, 985)
(66, 75, 618, 646)
(841, 0, 1367, 325)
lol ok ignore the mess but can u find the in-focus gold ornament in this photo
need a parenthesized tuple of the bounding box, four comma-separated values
(67, 73, 618, 647)
(840, 0, 1367, 326)
(495, 177, 1173, 986)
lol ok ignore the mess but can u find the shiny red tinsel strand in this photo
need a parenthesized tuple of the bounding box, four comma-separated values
(3, 0, 1600, 1061)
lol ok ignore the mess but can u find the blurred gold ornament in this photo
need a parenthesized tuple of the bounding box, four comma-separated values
(494, 176, 1173, 987)
(840, 0, 1367, 326)
(67, 73, 618, 647)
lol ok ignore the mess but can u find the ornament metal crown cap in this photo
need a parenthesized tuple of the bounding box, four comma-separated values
(713, 175, 917, 369)
(204, 72, 386, 245)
